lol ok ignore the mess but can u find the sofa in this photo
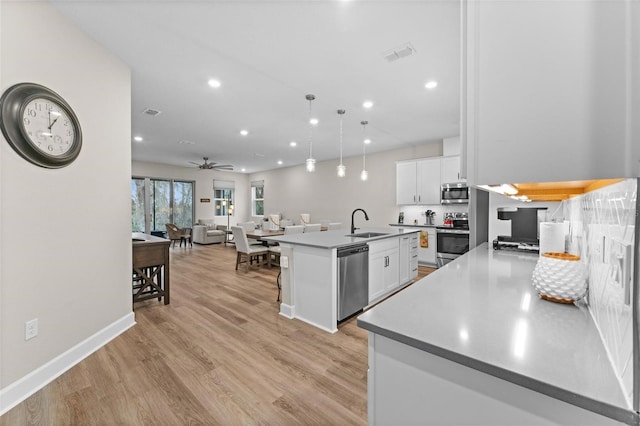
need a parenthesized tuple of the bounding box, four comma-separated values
(192, 219, 227, 244)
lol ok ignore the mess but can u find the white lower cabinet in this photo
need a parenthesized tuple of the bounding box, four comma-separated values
(417, 228, 437, 266)
(368, 238, 400, 303)
(409, 233, 419, 279)
(400, 234, 419, 284)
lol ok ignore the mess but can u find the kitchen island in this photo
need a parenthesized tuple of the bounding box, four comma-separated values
(264, 227, 419, 333)
(358, 243, 635, 425)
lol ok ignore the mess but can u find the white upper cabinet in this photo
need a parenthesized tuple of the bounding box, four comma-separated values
(396, 161, 418, 205)
(463, 1, 639, 185)
(396, 158, 441, 205)
(416, 158, 441, 205)
(441, 156, 461, 184)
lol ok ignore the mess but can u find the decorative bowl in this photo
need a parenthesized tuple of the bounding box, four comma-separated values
(532, 252, 587, 304)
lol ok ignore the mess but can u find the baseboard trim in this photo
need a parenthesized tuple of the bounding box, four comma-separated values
(0, 312, 136, 415)
(295, 315, 338, 334)
(279, 303, 294, 319)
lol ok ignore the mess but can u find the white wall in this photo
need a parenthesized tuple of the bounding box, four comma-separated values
(250, 143, 442, 229)
(131, 161, 251, 226)
(1, 1, 132, 409)
(133, 143, 442, 229)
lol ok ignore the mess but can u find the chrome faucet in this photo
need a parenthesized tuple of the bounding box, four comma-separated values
(351, 208, 369, 234)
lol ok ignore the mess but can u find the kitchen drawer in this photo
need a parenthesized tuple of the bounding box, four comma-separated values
(369, 237, 400, 254)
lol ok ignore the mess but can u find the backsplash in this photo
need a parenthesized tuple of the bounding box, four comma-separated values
(399, 204, 468, 226)
(561, 178, 637, 407)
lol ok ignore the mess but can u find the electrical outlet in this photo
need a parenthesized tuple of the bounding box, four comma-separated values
(25, 318, 38, 341)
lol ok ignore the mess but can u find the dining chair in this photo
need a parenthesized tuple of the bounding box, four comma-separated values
(300, 213, 310, 225)
(280, 218, 293, 227)
(231, 226, 269, 272)
(237, 221, 263, 246)
(268, 214, 281, 230)
(303, 223, 321, 233)
(284, 225, 304, 234)
(165, 223, 191, 248)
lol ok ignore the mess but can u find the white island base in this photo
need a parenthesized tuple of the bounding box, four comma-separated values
(282, 244, 339, 333)
(265, 228, 420, 334)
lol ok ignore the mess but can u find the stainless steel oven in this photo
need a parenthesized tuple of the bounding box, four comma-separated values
(441, 183, 469, 204)
(436, 228, 470, 267)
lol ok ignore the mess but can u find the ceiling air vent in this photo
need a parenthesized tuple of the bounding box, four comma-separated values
(143, 108, 162, 117)
(382, 42, 416, 63)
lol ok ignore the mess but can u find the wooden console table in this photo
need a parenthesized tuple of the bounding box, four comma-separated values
(132, 232, 170, 305)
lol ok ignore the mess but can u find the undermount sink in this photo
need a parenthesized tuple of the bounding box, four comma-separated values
(348, 232, 389, 238)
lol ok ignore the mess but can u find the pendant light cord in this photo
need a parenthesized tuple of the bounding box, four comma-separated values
(307, 94, 315, 159)
(361, 120, 368, 170)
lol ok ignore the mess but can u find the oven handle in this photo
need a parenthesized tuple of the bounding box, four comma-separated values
(436, 229, 470, 234)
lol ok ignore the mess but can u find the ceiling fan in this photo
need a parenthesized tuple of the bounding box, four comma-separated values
(189, 157, 233, 171)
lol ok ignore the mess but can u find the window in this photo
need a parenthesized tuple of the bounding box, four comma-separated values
(214, 180, 234, 217)
(131, 178, 194, 233)
(252, 180, 264, 217)
(172, 181, 194, 229)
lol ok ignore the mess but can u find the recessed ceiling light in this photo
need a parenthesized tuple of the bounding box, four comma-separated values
(241, 168, 246, 172)
(240, 130, 249, 136)
(425, 81, 438, 89)
(364, 138, 371, 145)
(277, 160, 283, 165)
(133, 136, 143, 142)
(178, 140, 195, 145)
(309, 118, 319, 126)
(290, 141, 297, 147)
(363, 101, 374, 109)
(208, 79, 221, 88)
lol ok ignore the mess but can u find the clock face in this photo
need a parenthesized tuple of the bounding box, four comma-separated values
(22, 98, 76, 157)
(0, 83, 82, 168)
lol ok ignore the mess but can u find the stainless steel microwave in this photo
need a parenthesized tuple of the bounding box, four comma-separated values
(441, 183, 469, 204)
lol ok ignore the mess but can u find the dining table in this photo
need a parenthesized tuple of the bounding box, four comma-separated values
(245, 229, 285, 240)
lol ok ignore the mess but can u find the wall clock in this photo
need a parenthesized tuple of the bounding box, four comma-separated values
(0, 82, 82, 168)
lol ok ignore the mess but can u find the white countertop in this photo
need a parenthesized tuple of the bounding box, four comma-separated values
(358, 243, 635, 424)
(262, 227, 419, 249)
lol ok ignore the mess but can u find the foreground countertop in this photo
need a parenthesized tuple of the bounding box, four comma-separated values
(358, 243, 635, 424)
(262, 227, 419, 249)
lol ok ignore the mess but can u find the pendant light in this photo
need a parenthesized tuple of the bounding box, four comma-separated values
(360, 120, 368, 181)
(336, 109, 346, 177)
(305, 94, 316, 172)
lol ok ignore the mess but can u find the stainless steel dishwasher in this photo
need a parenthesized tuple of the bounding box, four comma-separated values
(337, 244, 369, 322)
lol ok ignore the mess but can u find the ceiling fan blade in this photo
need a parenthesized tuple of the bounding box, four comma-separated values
(212, 165, 233, 170)
(188, 161, 200, 166)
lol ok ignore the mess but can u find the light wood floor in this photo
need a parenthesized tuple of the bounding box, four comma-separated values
(1, 242, 435, 425)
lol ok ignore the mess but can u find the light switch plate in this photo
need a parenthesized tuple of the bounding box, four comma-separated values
(280, 255, 289, 269)
(610, 238, 633, 305)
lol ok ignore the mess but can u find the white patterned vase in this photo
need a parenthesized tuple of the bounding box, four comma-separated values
(532, 252, 587, 304)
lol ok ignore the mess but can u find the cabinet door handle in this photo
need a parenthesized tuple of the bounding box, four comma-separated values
(418, 195, 421, 202)
(413, 195, 416, 202)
